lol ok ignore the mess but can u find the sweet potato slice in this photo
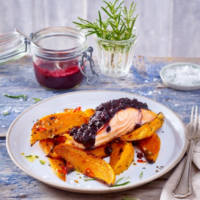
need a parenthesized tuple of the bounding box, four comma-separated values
(109, 141, 134, 175)
(39, 139, 61, 159)
(138, 133, 161, 163)
(30, 112, 87, 146)
(66, 161, 75, 174)
(121, 112, 164, 141)
(84, 109, 95, 118)
(86, 143, 111, 158)
(48, 158, 66, 181)
(54, 144, 116, 186)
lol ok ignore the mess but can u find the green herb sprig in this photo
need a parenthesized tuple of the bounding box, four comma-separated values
(33, 98, 42, 103)
(73, 0, 138, 41)
(4, 94, 27, 101)
(122, 197, 140, 200)
(3, 111, 9, 116)
(112, 177, 130, 187)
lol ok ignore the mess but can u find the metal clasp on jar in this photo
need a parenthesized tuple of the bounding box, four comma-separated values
(78, 47, 99, 85)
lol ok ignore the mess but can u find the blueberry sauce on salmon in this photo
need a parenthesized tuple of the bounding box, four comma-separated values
(69, 98, 148, 150)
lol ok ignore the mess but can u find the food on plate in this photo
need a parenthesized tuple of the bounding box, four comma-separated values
(121, 112, 164, 141)
(68, 98, 158, 150)
(138, 133, 161, 163)
(54, 144, 116, 186)
(30, 112, 88, 146)
(109, 141, 134, 175)
(30, 97, 164, 185)
(48, 158, 66, 181)
(86, 143, 112, 158)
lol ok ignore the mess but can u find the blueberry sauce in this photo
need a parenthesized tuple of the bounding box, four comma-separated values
(104, 145, 113, 156)
(69, 98, 148, 150)
(106, 125, 111, 133)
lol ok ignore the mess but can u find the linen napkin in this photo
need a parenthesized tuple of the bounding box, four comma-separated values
(160, 140, 200, 200)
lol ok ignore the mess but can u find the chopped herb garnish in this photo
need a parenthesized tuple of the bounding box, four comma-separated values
(24, 155, 38, 162)
(33, 98, 42, 103)
(84, 178, 95, 181)
(112, 177, 130, 187)
(139, 171, 143, 179)
(61, 173, 65, 177)
(39, 160, 46, 165)
(4, 94, 27, 100)
(122, 197, 140, 200)
(3, 112, 9, 116)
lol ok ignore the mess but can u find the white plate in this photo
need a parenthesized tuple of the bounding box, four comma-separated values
(160, 62, 200, 91)
(6, 90, 187, 194)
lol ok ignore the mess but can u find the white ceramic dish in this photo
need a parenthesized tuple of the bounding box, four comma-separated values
(160, 62, 200, 91)
(6, 90, 187, 194)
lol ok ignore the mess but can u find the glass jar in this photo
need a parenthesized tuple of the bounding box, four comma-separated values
(94, 27, 138, 77)
(0, 27, 98, 90)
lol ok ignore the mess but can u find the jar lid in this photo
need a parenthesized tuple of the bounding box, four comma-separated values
(30, 27, 88, 60)
(0, 31, 29, 64)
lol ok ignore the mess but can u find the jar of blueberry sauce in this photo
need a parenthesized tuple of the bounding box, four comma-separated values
(0, 27, 98, 89)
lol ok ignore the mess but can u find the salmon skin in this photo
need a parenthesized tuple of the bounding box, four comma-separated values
(69, 98, 157, 150)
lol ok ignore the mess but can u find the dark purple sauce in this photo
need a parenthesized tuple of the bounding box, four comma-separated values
(104, 145, 113, 156)
(69, 98, 148, 150)
(33, 59, 83, 90)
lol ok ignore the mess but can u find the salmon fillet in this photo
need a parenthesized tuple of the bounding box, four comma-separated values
(67, 108, 157, 149)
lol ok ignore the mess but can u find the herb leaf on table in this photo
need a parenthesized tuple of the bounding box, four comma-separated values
(4, 94, 27, 101)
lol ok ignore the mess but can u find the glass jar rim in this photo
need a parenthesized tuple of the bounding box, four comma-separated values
(30, 27, 88, 60)
(94, 27, 138, 44)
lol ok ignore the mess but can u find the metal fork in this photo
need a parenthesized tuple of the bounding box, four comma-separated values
(172, 106, 200, 198)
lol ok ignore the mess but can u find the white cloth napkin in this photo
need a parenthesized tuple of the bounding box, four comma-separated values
(160, 141, 200, 200)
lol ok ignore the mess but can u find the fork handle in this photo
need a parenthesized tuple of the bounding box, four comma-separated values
(172, 140, 195, 198)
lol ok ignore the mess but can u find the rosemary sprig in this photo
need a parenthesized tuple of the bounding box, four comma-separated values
(122, 197, 140, 200)
(112, 177, 130, 187)
(4, 94, 27, 101)
(84, 178, 95, 181)
(139, 171, 143, 179)
(3, 112, 9, 116)
(33, 98, 42, 103)
(73, 0, 138, 41)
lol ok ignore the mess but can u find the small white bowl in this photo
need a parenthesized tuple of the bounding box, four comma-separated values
(160, 62, 200, 91)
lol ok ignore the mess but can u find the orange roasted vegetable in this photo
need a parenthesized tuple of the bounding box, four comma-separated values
(49, 158, 66, 181)
(121, 112, 164, 141)
(64, 108, 95, 120)
(39, 139, 60, 159)
(66, 161, 75, 174)
(138, 133, 161, 163)
(86, 143, 111, 158)
(54, 144, 116, 186)
(109, 141, 134, 175)
(30, 112, 87, 146)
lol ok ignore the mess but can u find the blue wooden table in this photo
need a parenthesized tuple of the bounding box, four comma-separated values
(1, 56, 200, 200)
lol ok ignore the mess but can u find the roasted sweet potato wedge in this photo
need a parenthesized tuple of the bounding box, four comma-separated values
(39, 136, 66, 158)
(30, 112, 87, 146)
(64, 108, 95, 120)
(138, 133, 161, 163)
(84, 109, 95, 118)
(39, 139, 61, 159)
(86, 143, 111, 158)
(109, 141, 134, 175)
(121, 112, 164, 141)
(54, 144, 115, 186)
(49, 158, 66, 181)
(66, 161, 75, 174)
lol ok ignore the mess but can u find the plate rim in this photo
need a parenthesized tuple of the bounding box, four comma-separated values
(6, 90, 187, 194)
(160, 62, 200, 91)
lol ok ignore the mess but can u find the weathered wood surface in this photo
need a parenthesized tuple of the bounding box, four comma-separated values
(0, 0, 200, 57)
(0, 56, 200, 200)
